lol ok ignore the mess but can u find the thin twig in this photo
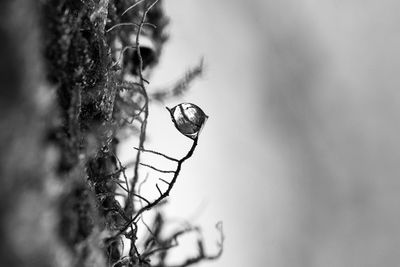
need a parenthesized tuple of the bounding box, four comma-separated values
(133, 193, 150, 205)
(121, 0, 147, 16)
(159, 177, 170, 185)
(112, 45, 137, 68)
(107, 22, 157, 33)
(96, 192, 126, 198)
(156, 183, 162, 196)
(134, 147, 179, 162)
(106, 22, 140, 33)
(142, 77, 150, 84)
(115, 181, 129, 193)
(152, 222, 224, 267)
(140, 163, 176, 174)
(138, 173, 149, 197)
(129, 224, 141, 258)
(141, 216, 158, 246)
(112, 152, 130, 193)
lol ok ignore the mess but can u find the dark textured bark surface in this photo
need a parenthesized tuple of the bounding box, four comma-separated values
(0, 0, 165, 266)
(0, 0, 111, 266)
(0, 1, 221, 266)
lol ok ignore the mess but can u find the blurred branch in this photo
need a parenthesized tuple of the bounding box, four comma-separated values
(122, 0, 147, 16)
(151, 59, 204, 102)
(152, 222, 224, 267)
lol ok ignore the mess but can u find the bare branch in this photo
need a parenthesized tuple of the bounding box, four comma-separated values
(134, 147, 179, 162)
(133, 193, 150, 205)
(140, 163, 176, 174)
(156, 183, 163, 196)
(158, 178, 170, 185)
(115, 181, 129, 193)
(118, 136, 198, 235)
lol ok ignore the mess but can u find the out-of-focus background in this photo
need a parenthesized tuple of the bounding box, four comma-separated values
(128, 1, 400, 266)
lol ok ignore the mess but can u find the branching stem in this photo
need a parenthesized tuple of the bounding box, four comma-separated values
(118, 137, 198, 235)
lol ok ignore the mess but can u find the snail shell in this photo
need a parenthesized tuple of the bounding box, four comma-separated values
(167, 103, 208, 139)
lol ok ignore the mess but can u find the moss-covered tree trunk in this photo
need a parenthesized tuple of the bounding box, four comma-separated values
(0, 1, 222, 266)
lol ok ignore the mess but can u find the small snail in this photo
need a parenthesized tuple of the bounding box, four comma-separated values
(167, 103, 209, 139)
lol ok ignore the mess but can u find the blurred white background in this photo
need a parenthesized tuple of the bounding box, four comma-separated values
(122, 0, 400, 266)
